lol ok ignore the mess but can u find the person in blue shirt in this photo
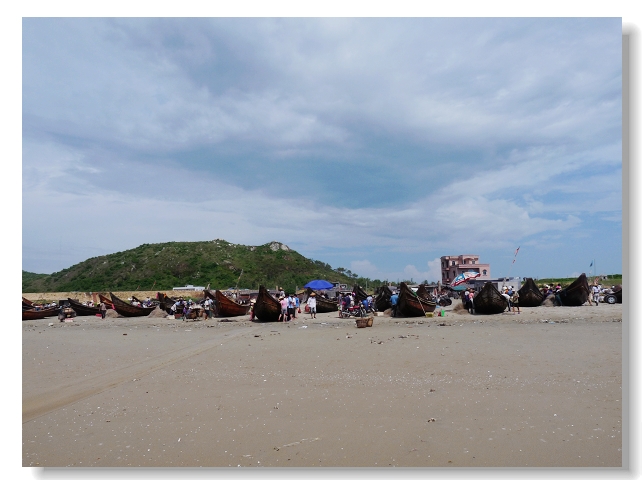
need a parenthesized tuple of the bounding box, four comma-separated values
(390, 292, 399, 317)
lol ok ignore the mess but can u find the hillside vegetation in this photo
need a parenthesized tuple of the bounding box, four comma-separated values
(22, 240, 387, 294)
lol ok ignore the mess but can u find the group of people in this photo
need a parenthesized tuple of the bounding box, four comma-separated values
(500, 286, 520, 313)
(461, 285, 521, 314)
(337, 292, 375, 315)
(277, 290, 302, 322)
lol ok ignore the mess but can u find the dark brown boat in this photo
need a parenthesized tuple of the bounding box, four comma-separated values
(22, 297, 34, 310)
(352, 284, 368, 303)
(557, 273, 590, 306)
(473, 282, 509, 314)
(517, 278, 545, 307)
(109, 292, 156, 317)
(157, 292, 178, 313)
(205, 290, 251, 317)
(67, 297, 101, 316)
(306, 288, 338, 313)
(22, 305, 59, 320)
(98, 294, 115, 309)
(253, 285, 281, 322)
(396, 282, 437, 317)
(416, 284, 434, 300)
(375, 285, 393, 312)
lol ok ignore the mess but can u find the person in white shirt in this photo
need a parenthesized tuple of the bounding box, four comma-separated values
(592, 284, 601, 306)
(307, 292, 317, 319)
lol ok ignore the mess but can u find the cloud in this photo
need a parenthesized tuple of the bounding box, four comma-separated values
(22, 18, 622, 277)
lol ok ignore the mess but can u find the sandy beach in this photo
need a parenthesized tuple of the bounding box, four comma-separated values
(22, 302, 622, 468)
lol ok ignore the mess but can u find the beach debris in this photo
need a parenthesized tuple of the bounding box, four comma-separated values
(427, 418, 436, 422)
(48, 323, 54, 327)
(299, 326, 308, 329)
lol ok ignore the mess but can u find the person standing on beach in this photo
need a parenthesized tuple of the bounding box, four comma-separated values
(99, 301, 107, 319)
(390, 291, 399, 317)
(288, 294, 296, 319)
(592, 284, 601, 306)
(511, 290, 520, 314)
(307, 292, 317, 319)
(279, 295, 289, 322)
(203, 296, 213, 319)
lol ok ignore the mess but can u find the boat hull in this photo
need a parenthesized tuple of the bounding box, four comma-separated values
(253, 285, 281, 322)
(206, 290, 250, 317)
(397, 282, 436, 317)
(22, 306, 59, 320)
(109, 293, 156, 317)
(473, 282, 508, 314)
(517, 278, 545, 307)
(67, 298, 101, 316)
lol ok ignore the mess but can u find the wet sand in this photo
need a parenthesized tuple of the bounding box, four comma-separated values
(22, 303, 622, 467)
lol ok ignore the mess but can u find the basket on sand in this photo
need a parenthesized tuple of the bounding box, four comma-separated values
(356, 318, 368, 328)
(366, 317, 373, 327)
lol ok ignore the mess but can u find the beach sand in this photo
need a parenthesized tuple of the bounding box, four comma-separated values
(22, 302, 622, 467)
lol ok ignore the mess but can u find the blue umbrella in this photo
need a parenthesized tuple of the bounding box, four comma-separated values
(304, 279, 334, 290)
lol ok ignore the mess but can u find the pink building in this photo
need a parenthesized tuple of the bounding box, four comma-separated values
(441, 254, 490, 285)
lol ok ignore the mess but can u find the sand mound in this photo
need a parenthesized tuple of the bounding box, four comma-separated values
(452, 302, 470, 315)
(147, 307, 168, 318)
(104, 309, 120, 318)
(542, 296, 556, 307)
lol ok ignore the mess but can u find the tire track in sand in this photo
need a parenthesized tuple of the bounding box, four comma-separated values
(23, 325, 262, 424)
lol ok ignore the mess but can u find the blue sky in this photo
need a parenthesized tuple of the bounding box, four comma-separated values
(22, 17, 623, 282)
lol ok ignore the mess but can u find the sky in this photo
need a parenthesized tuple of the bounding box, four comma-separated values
(22, 16, 624, 283)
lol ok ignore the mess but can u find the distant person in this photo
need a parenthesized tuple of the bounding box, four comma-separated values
(307, 292, 317, 319)
(294, 294, 301, 316)
(278, 287, 285, 300)
(390, 291, 399, 317)
(288, 294, 296, 319)
(511, 290, 520, 314)
(279, 296, 289, 322)
(466, 288, 476, 314)
(592, 284, 601, 306)
(99, 301, 107, 319)
(203, 297, 213, 318)
(501, 288, 511, 312)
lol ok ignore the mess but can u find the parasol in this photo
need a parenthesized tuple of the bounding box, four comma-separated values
(450, 271, 481, 287)
(304, 279, 334, 290)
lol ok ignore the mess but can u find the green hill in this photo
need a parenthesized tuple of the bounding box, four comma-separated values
(22, 239, 385, 293)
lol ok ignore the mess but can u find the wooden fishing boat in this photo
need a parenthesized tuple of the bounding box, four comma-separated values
(253, 285, 281, 322)
(205, 290, 251, 317)
(22, 305, 59, 320)
(157, 292, 178, 313)
(306, 288, 338, 313)
(473, 282, 509, 314)
(352, 284, 368, 303)
(396, 282, 437, 317)
(315, 295, 339, 313)
(416, 284, 434, 300)
(98, 294, 115, 309)
(375, 285, 393, 312)
(22, 297, 34, 310)
(557, 273, 590, 306)
(109, 292, 156, 317)
(67, 297, 101, 316)
(517, 278, 545, 307)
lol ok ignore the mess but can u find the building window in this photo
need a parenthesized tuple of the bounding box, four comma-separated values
(451, 261, 455, 266)
(483, 269, 487, 275)
(472, 260, 475, 264)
